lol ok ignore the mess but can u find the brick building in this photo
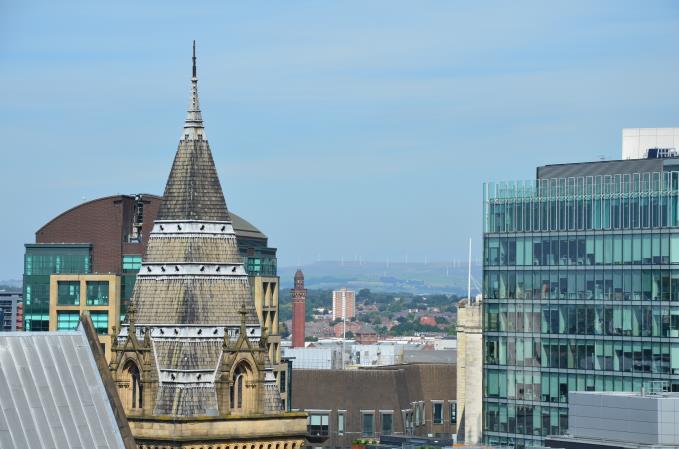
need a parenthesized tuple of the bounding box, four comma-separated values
(333, 320, 362, 338)
(24, 193, 161, 333)
(292, 363, 457, 449)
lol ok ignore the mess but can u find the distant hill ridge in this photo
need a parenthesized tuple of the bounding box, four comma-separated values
(278, 261, 482, 295)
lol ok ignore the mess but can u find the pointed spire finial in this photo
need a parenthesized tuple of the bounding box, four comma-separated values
(192, 40, 197, 79)
(182, 39, 205, 140)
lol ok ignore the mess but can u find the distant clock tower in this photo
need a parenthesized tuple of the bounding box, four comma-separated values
(291, 270, 307, 348)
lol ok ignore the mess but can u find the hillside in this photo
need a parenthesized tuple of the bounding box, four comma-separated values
(278, 261, 481, 295)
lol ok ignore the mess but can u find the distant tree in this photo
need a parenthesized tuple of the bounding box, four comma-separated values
(345, 331, 355, 339)
(435, 316, 449, 325)
(305, 336, 318, 342)
(357, 288, 371, 299)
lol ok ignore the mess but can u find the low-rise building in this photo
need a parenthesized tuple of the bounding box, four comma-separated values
(284, 338, 457, 370)
(349, 343, 402, 367)
(333, 320, 362, 338)
(545, 387, 679, 449)
(285, 346, 345, 370)
(419, 316, 437, 327)
(292, 363, 457, 449)
(355, 324, 378, 344)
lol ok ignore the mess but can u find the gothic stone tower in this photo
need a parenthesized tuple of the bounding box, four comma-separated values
(290, 270, 306, 348)
(109, 42, 308, 449)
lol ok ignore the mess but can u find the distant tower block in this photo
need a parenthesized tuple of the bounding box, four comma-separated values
(291, 270, 307, 348)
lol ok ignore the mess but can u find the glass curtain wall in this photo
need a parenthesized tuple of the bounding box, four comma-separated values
(482, 171, 679, 448)
(23, 245, 91, 331)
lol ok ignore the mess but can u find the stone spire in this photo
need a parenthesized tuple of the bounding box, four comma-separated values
(156, 41, 229, 222)
(183, 40, 205, 139)
(114, 42, 267, 417)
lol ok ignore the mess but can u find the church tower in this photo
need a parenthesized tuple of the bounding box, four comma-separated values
(109, 42, 308, 449)
(291, 270, 306, 348)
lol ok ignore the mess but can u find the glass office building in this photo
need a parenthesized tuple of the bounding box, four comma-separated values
(23, 244, 92, 331)
(482, 158, 679, 448)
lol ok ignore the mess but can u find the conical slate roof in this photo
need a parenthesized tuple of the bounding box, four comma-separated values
(157, 138, 230, 221)
(156, 42, 228, 222)
(120, 42, 269, 417)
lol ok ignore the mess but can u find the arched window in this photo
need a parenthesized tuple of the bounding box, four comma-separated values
(120, 360, 142, 412)
(230, 362, 254, 413)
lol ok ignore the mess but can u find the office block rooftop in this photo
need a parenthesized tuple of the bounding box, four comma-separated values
(545, 389, 679, 449)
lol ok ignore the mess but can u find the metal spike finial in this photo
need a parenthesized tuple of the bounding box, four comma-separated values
(182, 39, 205, 140)
(192, 40, 197, 78)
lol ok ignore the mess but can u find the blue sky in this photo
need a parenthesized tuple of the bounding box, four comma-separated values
(0, 1, 678, 279)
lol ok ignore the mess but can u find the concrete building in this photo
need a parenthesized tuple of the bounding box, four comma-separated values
(545, 388, 679, 449)
(0, 292, 22, 331)
(284, 339, 457, 370)
(349, 343, 401, 367)
(0, 314, 137, 449)
(292, 364, 457, 449)
(622, 128, 679, 160)
(483, 154, 679, 447)
(456, 295, 483, 446)
(292, 270, 307, 347)
(332, 288, 356, 321)
(107, 42, 307, 448)
(284, 347, 344, 370)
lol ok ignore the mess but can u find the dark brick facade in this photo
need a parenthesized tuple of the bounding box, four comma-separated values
(292, 363, 457, 448)
(36, 194, 161, 273)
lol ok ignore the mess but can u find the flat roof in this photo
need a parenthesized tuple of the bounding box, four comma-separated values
(25, 243, 92, 248)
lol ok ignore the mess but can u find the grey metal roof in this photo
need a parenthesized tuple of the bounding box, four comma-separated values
(537, 158, 666, 179)
(230, 212, 267, 240)
(0, 330, 129, 449)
